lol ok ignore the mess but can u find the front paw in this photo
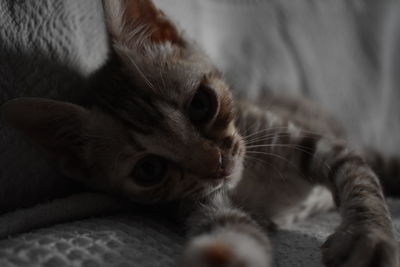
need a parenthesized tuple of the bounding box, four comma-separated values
(321, 226, 398, 267)
(181, 230, 271, 267)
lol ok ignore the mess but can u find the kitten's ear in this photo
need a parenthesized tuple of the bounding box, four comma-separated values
(1, 98, 90, 179)
(103, 0, 185, 47)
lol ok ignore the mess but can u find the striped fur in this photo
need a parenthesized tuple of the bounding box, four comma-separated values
(234, 100, 398, 266)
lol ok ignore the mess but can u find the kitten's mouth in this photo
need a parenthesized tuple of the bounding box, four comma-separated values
(205, 172, 231, 181)
(217, 167, 233, 180)
(206, 160, 234, 181)
(199, 150, 241, 187)
(200, 152, 244, 192)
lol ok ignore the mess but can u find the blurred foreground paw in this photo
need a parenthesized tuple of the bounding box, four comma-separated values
(181, 230, 271, 267)
(321, 226, 398, 267)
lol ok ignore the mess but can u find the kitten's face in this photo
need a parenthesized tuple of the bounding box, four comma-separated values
(87, 0, 247, 203)
(1, 0, 245, 204)
(87, 43, 245, 203)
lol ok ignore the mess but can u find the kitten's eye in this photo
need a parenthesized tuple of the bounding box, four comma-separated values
(132, 155, 167, 187)
(188, 85, 217, 123)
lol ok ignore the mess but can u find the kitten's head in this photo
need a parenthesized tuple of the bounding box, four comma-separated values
(1, 0, 245, 203)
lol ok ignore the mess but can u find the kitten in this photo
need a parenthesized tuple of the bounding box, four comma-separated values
(1, 0, 399, 266)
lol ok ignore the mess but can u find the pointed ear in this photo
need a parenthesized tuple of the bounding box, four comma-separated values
(103, 0, 185, 47)
(1, 98, 91, 179)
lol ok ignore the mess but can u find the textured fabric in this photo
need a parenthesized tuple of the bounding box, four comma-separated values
(0, 214, 184, 267)
(0, 0, 400, 267)
(0, 201, 399, 267)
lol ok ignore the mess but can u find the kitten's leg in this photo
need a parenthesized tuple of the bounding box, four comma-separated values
(267, 130, 397, 266)
(182, 192, 272, 267)
(238, 109, 398, 266)
(303, 138, 398, 266)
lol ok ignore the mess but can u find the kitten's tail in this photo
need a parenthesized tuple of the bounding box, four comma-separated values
(364, 148, 400, 196)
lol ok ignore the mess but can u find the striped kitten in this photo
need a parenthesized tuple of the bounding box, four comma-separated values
(2, 0, 399, 266)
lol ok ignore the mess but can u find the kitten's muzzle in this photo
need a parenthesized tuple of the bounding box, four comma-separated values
(220, 156, 234, 177)
(206, 154, 234, 180)
(191, 142, 234, 180)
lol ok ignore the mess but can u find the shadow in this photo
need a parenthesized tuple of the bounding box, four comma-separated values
(0, 45, 187, 246)
(0, 47, 95, 213)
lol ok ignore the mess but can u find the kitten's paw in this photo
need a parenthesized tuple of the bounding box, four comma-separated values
(182, 230, 271, 267)
(321, 227, 398, 267)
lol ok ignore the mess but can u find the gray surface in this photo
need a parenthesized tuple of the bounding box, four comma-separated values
(0, 0, 400, 266)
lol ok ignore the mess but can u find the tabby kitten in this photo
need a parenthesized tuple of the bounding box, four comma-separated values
(2, 0, 399, 266)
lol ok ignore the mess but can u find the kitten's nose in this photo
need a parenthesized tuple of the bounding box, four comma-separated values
(200, 142, 223, 179)
(202, 145, 236, 180)
(187, 142, 230, 180)
(204, 143, 221, 166)
(208, 153, 234, 180)
(208, 154, 224, 180)
(214, 153, 223, 173)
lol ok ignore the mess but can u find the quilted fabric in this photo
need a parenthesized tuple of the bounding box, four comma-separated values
(0, 201, 399, 267)
(0, 214, 184, 267)
(0, 0, 400, 266)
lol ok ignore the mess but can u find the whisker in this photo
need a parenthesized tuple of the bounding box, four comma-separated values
(241, 126, 324, 142)
(246, 150, 296, 165)
(246, 145, 332, 178)
(245, 150, 308, 181)
(240, 126, 290, 140)
(238, 119, 263, 137)
(159, 68, 167, 92)
(244, 132, 296, 145)
(244, 155, 285, 181)
(244, 131, 322, 145)
(244, 132, 287, 144)
(245, 143, 311, 152)
(127, 56, 156, 91)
